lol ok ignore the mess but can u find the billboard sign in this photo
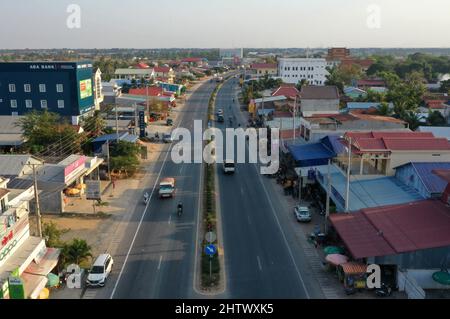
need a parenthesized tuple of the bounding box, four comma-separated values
(85, 180, 101, 200)
(64, 156, 87, 184)
(139, 111, 146, 138)
(79, 79, 93, 99)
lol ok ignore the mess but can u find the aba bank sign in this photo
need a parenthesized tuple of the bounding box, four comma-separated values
(29, 64, 75, 70)
(29, 64, 56, 70)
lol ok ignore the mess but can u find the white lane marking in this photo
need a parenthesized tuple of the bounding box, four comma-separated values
(253, 163, 311, 299)
(168, 215, 172, 225)
(110, 91, 189, 299)
(257, 256, 262, 271)
(157, 255, 163, 270)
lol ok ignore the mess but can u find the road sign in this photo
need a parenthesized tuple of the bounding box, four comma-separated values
(85, 180, 101, 200)
(205, 231, 216, 243)
(205, 244, 217, 256)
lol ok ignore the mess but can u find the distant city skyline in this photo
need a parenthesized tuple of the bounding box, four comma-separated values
(1, 0, 450, 49)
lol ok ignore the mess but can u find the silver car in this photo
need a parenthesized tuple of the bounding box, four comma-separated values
(294, 205, 312, 222)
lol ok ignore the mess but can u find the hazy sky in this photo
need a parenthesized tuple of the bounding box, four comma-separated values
(1, 0, 450, 49)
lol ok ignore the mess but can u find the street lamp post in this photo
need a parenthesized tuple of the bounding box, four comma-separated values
(345, 136, 352, 213)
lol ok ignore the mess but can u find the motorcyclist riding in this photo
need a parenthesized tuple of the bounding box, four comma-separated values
(144, 192, 149, 204)
(177, 201, 183, 216)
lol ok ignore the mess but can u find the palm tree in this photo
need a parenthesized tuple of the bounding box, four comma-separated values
(61, 239, 93, 266)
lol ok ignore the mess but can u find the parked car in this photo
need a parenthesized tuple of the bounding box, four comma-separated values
(86, 254, 114, 287)
(217, 114, 224, 123)
(166, 118, 173, 126)
(216, 109, 223, 115)
(163, 133, 173, 143)
(294, 205, 312, 222)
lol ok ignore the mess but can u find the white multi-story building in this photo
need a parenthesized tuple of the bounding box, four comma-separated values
(278, 58, 328, 85)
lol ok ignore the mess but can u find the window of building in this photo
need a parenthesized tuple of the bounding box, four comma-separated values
(10, 100, 17, 108)
(24, 84, 31, 92)
(41, 100, 47, 108)
(56, 84, 64, 92)
(25, 100, 32, 108)
(9, 84, 16, 92)
(39, 84, 46, 93)
(57, 100, 65, 108)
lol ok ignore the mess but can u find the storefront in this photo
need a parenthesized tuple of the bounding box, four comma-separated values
(0, 185, 60, 299)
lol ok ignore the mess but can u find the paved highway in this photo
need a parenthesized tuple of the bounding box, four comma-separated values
(94, 80, 216, 299)
(215, 77, 324, 298)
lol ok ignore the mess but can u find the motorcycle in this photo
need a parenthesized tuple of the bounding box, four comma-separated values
(375, 283, 392, 297)
(177, 206, 183, 217)
(143, 193, 149, 205)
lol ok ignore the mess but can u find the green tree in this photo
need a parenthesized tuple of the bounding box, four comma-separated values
(427, 111, 446, 126)
(82, 110, 106, 138)
(110, 140, 141, 176)
(18, 110, 85, 154)
(439, 79, 450, 94)
(42, 222, 69, 248)
(377, 102, 392, 116)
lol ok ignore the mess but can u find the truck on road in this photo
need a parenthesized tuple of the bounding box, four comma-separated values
(159, 177, 176, 198)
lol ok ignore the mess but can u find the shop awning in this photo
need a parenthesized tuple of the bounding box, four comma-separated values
(24, 248, 60, 276)
(21, 272, 47, 299)
(22, 247, 60, 299)
(340, 262, 367, 275)
(287, 143, 335, 167)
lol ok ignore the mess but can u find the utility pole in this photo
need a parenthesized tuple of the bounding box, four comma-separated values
(115, 104, 119, 142)
(106, 140, 111, 182)
(345, 136, 352, 213)
(23, 162, 43, 238)
(293, 95, 297, 142)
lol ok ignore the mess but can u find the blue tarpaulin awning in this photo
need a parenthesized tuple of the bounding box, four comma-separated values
(287, 143, 335, 167)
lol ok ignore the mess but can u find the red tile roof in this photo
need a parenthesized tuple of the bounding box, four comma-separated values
(340, 58, 374, 69)
(181, 57, 203, 63)
(129, 87, 163, 97)
(357, 79, 386, 87)
(154, 66, 171, 73)
(272, 86, 299, 99)
(279, 129, 302, 140)
(345, 131, 450, 152)
(427, 100, 447, 109)
(135, 62, 150, 69)
(300, 86, 340, 100)
(330, 199, 450, 259)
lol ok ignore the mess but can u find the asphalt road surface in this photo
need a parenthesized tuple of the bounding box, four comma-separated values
(215, 77, 323, 298)
(94, 79, 217, 299)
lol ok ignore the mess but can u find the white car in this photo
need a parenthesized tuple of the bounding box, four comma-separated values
(216, 109, 223, 115)
(294, 206, 312, 223)
(163, 133, 173, 143)
(223, 160, 235, 174)
(86, 254, 113, 287)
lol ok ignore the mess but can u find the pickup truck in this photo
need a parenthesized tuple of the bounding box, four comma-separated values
(159, 177, 175, 198)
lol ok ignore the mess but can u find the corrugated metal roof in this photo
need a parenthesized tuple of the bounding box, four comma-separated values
(330, 199, 450, 259)
(0, 155, 41, 177)
(316, 166, 424, 212)
(411, 162, 450, 194)
(288, 143, 334, 163)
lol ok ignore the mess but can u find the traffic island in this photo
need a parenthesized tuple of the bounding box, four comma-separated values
(198, 74, 234, 292)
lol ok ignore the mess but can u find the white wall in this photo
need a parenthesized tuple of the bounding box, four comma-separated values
(278, 58, 328, 85)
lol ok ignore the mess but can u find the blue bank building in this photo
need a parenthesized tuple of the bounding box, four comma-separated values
(0, 61, 95, 124)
